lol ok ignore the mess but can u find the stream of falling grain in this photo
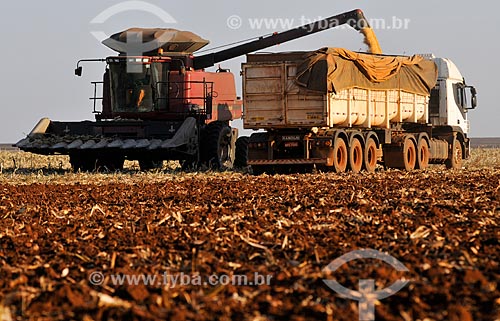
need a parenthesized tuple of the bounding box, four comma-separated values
(361, 27, 382, 54)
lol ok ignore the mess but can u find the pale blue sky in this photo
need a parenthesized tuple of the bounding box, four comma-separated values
(1, 0, 498, 142)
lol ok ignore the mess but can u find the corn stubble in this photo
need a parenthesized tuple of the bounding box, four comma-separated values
(0, 150, 499, 320)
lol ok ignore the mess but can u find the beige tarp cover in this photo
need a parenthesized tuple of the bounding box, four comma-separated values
(103, 28, 209, 54)
(296, 48, 438, 96)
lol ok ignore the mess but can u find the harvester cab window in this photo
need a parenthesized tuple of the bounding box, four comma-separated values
(110, 63, 154, 112)
(151, 62, 169, 111)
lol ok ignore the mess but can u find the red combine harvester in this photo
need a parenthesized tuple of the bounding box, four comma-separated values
(15, 10, 378, 171)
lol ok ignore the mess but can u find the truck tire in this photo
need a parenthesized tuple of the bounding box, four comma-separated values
(348, 137, 363, 173)
(402, 137, 417, 171)
(416, 137, 430, 170)
(363, 137, 378, 173)
(445, 137, 463, 169)
(384, 136, 417, 171)
(234, 136, 249, 168)
(202, 122, 234, 170)
(332, 137, 348, 173)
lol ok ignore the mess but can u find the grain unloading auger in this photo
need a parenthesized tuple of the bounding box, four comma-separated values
(15, 10, 381, 171)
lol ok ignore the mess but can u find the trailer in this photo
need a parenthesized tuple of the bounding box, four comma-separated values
(236, 49, 477, 174)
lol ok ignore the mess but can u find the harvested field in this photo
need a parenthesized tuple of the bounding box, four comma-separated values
(0, 150, 499, 321)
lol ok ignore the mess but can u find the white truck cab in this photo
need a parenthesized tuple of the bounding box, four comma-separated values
(426, 56, 477, 135)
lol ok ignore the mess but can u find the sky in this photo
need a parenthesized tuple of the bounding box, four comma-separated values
(1, 0, 499, 143)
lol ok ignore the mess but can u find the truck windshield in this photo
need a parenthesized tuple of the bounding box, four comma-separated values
(109, 62, 168, 112)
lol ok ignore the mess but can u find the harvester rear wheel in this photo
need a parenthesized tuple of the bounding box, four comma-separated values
(332, 137, 348, 173)
(445, 137, 463, 169)
(348, 137, 363, 173)
(363, 137, 378, 173)
(416, 137, 430, 170)
(202, 122, 234, 170)
(234, 136, 249, 168)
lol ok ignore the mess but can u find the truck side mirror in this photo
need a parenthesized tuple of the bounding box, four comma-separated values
(465, 86, 477, 110)
(75, 66, 83, 77)
(471, 95, 477, 109)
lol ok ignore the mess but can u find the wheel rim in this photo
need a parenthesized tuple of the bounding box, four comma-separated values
(349, 138, 363, 173)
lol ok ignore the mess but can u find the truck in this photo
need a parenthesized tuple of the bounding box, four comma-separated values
(14, 9, 390, 171)
(237, 49, 477, 174)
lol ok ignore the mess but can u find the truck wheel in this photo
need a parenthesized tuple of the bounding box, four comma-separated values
(139, 159, 163, 171)
(202, 122, 234, 170)
(348, 137, 363, 173)
(402, 137, 417, 171)
(363, 137, 378, 173)
(332, 137, 348, 173)
(234, 136, 249, 168)
(416, 138, 430, 170)
(445, 138, 463, 169)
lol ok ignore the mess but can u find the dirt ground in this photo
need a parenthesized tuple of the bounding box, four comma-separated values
(0, 169, 499, 320)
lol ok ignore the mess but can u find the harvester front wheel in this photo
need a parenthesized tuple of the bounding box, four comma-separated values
(202, 122, 234, 170)
(139, 159, 163, 171)
(70, 154, 95, 172)
(70, 152, 125, 172)
(96, 156, 125, 172)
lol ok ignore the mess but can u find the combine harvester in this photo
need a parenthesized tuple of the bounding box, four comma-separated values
(15, 9, 477, 173)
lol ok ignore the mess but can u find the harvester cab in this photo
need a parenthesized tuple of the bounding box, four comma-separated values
(76, 28, 241, 123)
